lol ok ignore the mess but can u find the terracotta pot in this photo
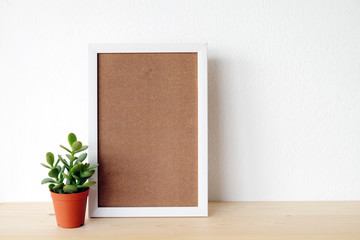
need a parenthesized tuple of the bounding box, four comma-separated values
(50, 189, 89, 228)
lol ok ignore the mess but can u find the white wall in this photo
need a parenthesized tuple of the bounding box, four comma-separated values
(1, 0, 360, 202)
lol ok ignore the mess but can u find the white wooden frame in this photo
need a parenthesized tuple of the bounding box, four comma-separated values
(88, 43, 208, 217)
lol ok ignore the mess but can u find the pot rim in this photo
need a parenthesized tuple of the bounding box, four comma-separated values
(49, 187, 89, 195)
(50, 188, 89, 200)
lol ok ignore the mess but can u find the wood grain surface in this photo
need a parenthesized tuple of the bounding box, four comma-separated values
(1, 202, 360, 240)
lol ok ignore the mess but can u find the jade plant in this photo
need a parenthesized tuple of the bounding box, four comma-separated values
(40, 133, 98, 194)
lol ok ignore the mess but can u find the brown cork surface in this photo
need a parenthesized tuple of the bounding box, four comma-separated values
(98, 53, 198, 207)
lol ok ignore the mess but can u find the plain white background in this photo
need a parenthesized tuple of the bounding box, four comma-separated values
(0, 0, 359, 202)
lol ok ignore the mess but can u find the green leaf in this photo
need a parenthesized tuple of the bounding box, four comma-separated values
(77, 153, 87, 162)
(54, 159, 60, 167)
(59, 174, 64, 182)
(87, 164, 99, 171)
(71, 173, 80, 180)
(80, 170, 95, 178)
(58, 155, 69, 168)
(53, 183, 64, 190)
(78, 181, 96, 188)
(41, 178, 57, 184)
(62, 172, 72, 180)
(71, 141, 82, 151)
(48, 168, 59, 178)
(48, 184, 55, 191)
(65, 154, 77, 161)
(63, 185, 78, 193)
(56, 165, 61, 173)
(60, 145, 72, 153)
(74, 145, 88, 154)
(66, 179, 71, 185)
(40, 163, 51, 169)
(78, 178, 87, 186)
(46, 152, 54, 166)
(68, 133, 77, 147)
(70, 163, 83, 174)
(59, 166, 65, 182)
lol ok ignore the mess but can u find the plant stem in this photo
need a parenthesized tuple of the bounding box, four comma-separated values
(70, 151, 77, 186)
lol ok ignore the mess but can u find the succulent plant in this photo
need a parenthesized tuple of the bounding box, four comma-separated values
(41, 133, 98, 194)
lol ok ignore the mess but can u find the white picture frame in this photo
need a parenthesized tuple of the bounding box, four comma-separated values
(88, 43, 208, 217)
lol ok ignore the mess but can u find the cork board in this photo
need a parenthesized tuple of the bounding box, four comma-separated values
(97, 53, 198, 207)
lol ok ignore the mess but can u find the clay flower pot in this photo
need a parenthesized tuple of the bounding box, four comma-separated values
(50, 189, 89, 228)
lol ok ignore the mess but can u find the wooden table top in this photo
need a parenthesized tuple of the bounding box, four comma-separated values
(0, 201, 360, 240)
